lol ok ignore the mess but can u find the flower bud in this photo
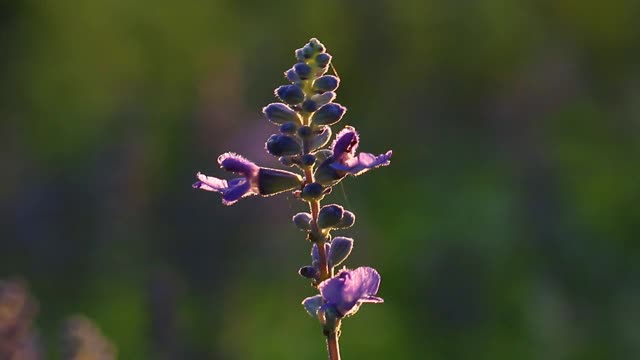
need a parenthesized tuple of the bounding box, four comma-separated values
(308, 38, 326, 53)
(336, 210, 355, 229)
(293, 212, 312, 231)
(307, 126, 332, 152)
(301, 154, 316, 167)
(317, 204, 344, 229)
(328, 237, 353, 267)
(295, 48, 306, 62)
(315, 53, 332, 68)
(313, 75, 340, 93)
(301, 182, 324, 201)
(263, 103, 302, 125)
(257, 168, 303, 196)
(279, 121, 298, 134)
(285, 68, 301, 84)
(266, 134, 302, 156)
(299, 45, 314, 59)
(310, 103, 346, 126)
(297, 125, 313, 139)
(299, 266, 318, 279)
(275, 85, 305, 105)
(301, 99, 319, 113)
(311, 92, 336, 107)
(293, 62, 312, 80)
(302, 295, 324, 317)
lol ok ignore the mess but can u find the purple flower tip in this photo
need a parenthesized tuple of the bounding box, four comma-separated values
(331, 150, 392, 176)
(217, 152, 259, 176)
(331, 126, 359, 157)
(318, 266, 383, 317)
(193, 172, 256, 206)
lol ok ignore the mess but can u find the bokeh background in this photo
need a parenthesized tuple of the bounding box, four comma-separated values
(2, 0, 639, 359)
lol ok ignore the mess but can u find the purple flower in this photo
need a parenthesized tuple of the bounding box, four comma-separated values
(193, 152, 303, 205)
(317, 267, 383, 317)
(330, 126, 392, 176)
(192, 153, 260, 205)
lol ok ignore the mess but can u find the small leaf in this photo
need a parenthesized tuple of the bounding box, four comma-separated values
(328, 237, 353, 267)
(302, 295, 324, 317)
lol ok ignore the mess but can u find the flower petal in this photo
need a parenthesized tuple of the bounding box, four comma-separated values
(193, 173, 228, 192)
(330, 150, 392, 175)
(318, 266, 382, 316)
(221, 178, 253, 205)
(217, 152, 259, 176)
(331, 126, 359, 158)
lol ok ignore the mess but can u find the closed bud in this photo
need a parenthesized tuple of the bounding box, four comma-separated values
(275, 85, 305, 105)
(318, 204, 344, 229)
(310, 103, 346, 126)
(257, 168, 303, 196)
(315, 53, 332, 68)
(301, 99, 319, 113)
(294, 62, 313, 80)
(301, 154, 316, 167)
(314, 149, 333, 163)
(328, 237, 353, 267)
(307, 126, 332, 152)
(279, 121, 298, 134)
(293, 212, 312, 231)
(308, 38, 326, 53)
(295, 48, 306, 61)
(299, 266, 318, 279)
(263, 103, 302, 125)
(336, 210, 355, 228)
(311, 92, 336, 107)
(302, 45, 314, 59)
(266, 134, 302, 156)
(285, 68, 301, 84)
(313, 75, 340, 93)
(297, 125, 313, 139)
(301, 182, 324, 200)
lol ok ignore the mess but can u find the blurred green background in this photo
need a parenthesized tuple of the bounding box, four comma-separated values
(2, 0, 639, 359)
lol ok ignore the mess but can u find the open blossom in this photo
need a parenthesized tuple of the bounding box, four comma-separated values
(192, 153, 260, 205)
(193, 152, 302, 205)
(318, 267, 383, 317)
(330, 126, 392, 176)
(315, 126, 392, 184)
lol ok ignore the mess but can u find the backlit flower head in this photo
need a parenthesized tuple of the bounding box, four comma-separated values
(317, 267, 383, 317)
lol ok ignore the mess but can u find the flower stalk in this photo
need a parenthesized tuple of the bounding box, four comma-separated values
(193, 38, 391, 359)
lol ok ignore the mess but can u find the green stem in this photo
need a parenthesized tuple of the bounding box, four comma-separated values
(326, 330, 341, 360)
(301, 68, 340, 360)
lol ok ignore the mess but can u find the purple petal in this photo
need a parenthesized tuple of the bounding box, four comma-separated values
(331, 126, 359, 157)
(217, 152, 259, 176)
(221, 178, 253, 205)
(193, 173, 255, 205)
(193, 173, 228, 192)
(318, 267, 382, 316)
(330, 150, 392, 175)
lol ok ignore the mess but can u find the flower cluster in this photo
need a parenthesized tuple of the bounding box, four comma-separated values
(193, 38, 391, 358)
